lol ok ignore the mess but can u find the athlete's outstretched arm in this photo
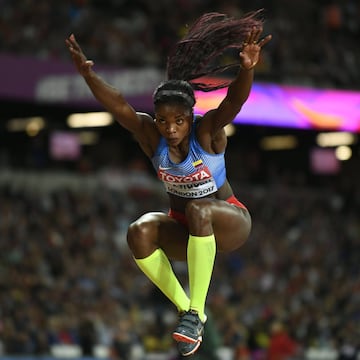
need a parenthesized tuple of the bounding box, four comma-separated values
(65, 34, 145, 134)
(204, 27, 272, 131)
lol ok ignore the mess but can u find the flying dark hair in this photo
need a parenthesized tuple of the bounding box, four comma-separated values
(166, 10, 265, 92)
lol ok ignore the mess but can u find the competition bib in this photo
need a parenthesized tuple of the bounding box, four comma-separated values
(158, 166, 218, 198)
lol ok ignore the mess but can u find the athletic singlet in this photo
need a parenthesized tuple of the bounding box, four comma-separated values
(151, 118, 226, 199)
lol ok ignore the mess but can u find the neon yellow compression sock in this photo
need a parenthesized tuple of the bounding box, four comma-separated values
(134, 248, 190, 312)
(187, 234, 216, 322)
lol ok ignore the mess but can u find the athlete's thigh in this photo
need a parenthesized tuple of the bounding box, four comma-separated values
(147, 212, 189, 261)
(211, 202, 252, 252)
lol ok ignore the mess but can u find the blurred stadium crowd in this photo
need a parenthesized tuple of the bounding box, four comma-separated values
(0, 170, 359, 359)
(0, 0, 360, 89)
(0, 0, 360, 359)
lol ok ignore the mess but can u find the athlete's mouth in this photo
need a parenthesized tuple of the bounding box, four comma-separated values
(167, 137, 178, 143)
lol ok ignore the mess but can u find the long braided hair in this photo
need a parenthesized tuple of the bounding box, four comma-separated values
(166, 10, 264, 92)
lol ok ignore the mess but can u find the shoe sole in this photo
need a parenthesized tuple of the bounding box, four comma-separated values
(173, 332, 202, 344)
(181, 340, 201, 356)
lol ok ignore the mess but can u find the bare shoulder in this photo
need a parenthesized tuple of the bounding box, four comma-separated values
(196, 110, 217, 131)
(136, 112, 157, 132)
(196, 111, 227, 153)
(137, 111, 154, 123)
(134, 112, 161, 157)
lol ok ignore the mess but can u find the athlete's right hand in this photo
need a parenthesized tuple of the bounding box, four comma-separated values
(65, 34, 94, 77)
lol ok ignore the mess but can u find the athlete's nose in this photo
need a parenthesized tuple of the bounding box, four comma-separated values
(166, 125, 176, 134)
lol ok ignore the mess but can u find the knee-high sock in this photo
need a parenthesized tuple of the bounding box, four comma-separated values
(187, 234, 216, 322)
(134, 248, 190, 312)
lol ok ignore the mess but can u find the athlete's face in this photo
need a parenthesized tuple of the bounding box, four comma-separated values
(154, 103, 193, 146)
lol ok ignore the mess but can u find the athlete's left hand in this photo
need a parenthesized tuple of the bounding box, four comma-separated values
(239, 26, 272, 70)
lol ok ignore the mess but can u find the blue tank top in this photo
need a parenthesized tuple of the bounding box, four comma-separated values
(151, 119, 226, 198)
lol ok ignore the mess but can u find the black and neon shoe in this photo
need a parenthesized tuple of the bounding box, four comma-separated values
(173, 310, 206, 344)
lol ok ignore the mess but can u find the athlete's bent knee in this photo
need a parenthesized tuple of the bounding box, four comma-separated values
(127, 220, 156, 254)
